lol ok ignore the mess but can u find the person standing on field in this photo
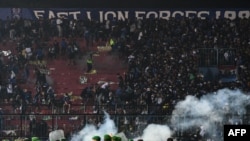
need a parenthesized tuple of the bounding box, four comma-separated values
(86, 55, 93, 73)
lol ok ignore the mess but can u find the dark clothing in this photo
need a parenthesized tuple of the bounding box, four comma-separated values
(29, 119, 37, 136)
(64, 94, 71, 105)
(37, 120, 48, 138)
(0, 110, 3, 131)
(117, 74, 124, 88)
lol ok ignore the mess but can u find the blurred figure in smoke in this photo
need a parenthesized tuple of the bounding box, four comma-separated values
(167, 138, 173, 141)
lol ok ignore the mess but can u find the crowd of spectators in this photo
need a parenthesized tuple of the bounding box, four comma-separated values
(78, 16, 250, 140)
(87, 17, 250, 115)
(0, 15, 250, 140)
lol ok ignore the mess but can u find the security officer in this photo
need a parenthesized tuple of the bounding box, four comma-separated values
(86, 56, 93, 73)
(92, 136, 101, 141)
(104, 134, 111, 141)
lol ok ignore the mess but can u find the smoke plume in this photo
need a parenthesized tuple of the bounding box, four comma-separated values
(171, 88, 250, 139)
(70, 88, 250, 141)
(70, 112, 117, 141)
(134, 124, 172, 141)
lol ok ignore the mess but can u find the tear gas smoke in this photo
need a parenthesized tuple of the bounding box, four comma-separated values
(133, 124, 172, 141)
(70, 88, 250, 141)
(171, 88, 250, 139)
(70, 112, 117, 141)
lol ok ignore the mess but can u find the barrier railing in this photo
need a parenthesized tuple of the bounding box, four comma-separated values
(0, 103, 174, 115)
(198, 48, 237, 67)
(0, 113, 170, 140)
(1, 113, 250, 140)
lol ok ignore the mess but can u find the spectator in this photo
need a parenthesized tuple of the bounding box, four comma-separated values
(53, 39, 60, 58)
(81, 85, 94, 103)
(33, 90, 42, 113)
(47, 86, 55, 107)
(47, 44, 56, 60)
(56, 17, 63, 37)
(0, 108, 4, 131)
(67, 43, 77, 65)
(117, 73, 124, 89)
(63, 93, 71, 114)
(0, 15, 249, 140)
(60, 38, 68, 56)
(37, 120, 48, 139)
(29, 118, 37, 136)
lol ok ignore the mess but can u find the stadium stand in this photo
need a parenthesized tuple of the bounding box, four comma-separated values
(0, 5, 249, 141)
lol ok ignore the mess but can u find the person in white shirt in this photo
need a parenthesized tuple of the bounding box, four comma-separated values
(101, 82, 109, 89)
(56, 17, 63, 37)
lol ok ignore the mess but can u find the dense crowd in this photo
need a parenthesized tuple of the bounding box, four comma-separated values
(0, 15, 250, 140)
(89, 17, 250, 116)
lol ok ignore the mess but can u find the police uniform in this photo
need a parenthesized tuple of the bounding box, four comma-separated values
(86, 57, 93, 72)
(92, 136, 101, 141)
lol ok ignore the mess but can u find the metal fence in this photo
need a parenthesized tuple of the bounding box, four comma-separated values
(198, 48, 237, 67)
(0, 113, 170, 140)
(1, 112, 250, 140)
(0, 103, 174, 140)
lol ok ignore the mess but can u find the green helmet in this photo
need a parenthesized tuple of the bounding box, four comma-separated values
(92, 136, 101, 141)
(104, 134, 111, 141)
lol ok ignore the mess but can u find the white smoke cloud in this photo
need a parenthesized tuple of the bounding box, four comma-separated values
(70, 112, 117, 141)
(69, 112, 172, 141)
(70, 88, 250, 141)
(171, 88, 250, 138)
(134, 124, 172, 141)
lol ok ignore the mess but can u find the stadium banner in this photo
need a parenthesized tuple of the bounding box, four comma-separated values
(0, 8, 249, 21)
